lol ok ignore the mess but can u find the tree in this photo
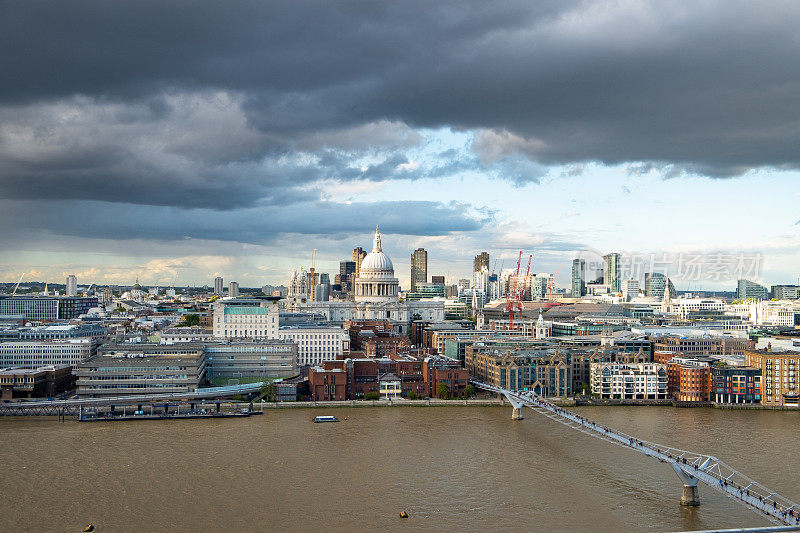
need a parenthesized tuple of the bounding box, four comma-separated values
(406, 391, 418, 400)
(177, 314, 200, 327)
(436, 383, 450, 399)
(260, 382, 277, 402)
(463, 384, 476, 398)
(364, 392, 380, 400)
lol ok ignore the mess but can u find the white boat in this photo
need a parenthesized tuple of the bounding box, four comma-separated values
(313, 415, 339, 423)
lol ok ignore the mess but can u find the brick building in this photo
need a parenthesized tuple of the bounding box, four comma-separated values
(744, 350, 800, 407)
(665, 356, 713, 402)
(307, 355, 468, 400)
(308, 361, 347, 401)
(0, 365, 74, 400)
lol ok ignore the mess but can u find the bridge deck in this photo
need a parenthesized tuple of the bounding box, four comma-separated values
(475, 382, 800, 527)
(0, 381, 272, 415)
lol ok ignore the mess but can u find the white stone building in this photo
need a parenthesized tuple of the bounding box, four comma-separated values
(277, 325, 350, 366)
(213, 298, 280, 340)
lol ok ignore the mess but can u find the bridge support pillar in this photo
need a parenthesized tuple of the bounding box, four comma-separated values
(673, 465, 700, 506)
(502, 392, 525, 420)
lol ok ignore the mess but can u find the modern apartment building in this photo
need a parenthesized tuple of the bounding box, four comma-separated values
(590, 362, 668, 399)
(712, 364, 761, 404)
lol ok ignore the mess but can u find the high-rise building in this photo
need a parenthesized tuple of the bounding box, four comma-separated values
(66, 275, 77, 297)
(603, 253, 621, 293)
(214, 276, 224, 295)
(571, 259, 585, 297)
(473, 252, 489, 273)
(737, 279, 768, 300)
(644, 272, 675, 299)
(352, 247, 367, 276)
(771, 285, 800, 300)
(339, 261, 356, 292)
(431, 275, 445, 284)
(411, 248, 427, 291)
(621, 279, 639, 302)
(228, 281, 240, 298)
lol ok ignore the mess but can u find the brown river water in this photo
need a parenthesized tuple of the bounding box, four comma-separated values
(1, 406, 798, 532)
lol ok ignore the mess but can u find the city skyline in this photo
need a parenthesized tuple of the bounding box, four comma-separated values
(1, 1, 799, 289)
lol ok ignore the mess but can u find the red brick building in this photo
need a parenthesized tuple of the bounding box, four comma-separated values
(308, 361, 347, 401)
(308, 355, 468, 400)
(666, 356, 713, 402)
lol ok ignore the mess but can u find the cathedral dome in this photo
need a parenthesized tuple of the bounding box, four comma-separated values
(354, 226, 399, 303)
(359, 227, 394, 275)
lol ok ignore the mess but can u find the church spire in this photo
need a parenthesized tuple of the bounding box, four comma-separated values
(373, 225, 382, 252)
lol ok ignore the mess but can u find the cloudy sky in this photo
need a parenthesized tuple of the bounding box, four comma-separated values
(1, 0, 798, 290)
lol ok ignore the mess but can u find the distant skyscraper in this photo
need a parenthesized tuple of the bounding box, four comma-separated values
(645, 272, 675, 299)
(66, 275, 77, 297)
(571, 259, 585, 297)
(621, 279, 639, 302)
(228, 281, 239, 298)
(411, 248, 428, 291)
(431, 275, 445, 285)
(603, 253, 621, 293)
(339, 261, 356, 292)
(352, 247, 367, 276)
(473, 252, 489, 273)
(737, 279, 767, 300)
(214, 276, 223, 295)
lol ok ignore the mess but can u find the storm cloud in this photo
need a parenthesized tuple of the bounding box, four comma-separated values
(1, 1, 798, 283)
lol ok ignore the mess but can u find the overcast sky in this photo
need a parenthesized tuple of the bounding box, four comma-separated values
(1, 1, 798, 290)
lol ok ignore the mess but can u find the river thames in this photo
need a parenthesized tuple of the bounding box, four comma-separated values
(1, 406, 798, 532)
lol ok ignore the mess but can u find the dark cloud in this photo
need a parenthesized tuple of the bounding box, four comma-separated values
(0, 199, 489, 245)
(1, 0, 798, 249)
(1, 1, 797, 180)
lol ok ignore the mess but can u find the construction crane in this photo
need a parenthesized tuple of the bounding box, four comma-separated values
(11, 273, 24, 296)
(309, 249, 317, 300)
(548, 266, 563, 302)
(505, 251, 524, 330)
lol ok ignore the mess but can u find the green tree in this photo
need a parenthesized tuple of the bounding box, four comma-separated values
(463, 384, 476, 398)
(260, 382, 277, 402)
(436, 383, 450, 399)
(364, 392, 380, 400)
(406, 391, 418, 400)
(177, 314, 200, 327)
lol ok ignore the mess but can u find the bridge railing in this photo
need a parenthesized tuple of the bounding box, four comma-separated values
(475, 381, 800, 525)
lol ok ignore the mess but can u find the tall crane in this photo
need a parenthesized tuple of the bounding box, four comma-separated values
(309, 249, 317, 300)
(548, 266, 563, 302)
(505, 251, 524, 330)
(11, 273, 24, 296)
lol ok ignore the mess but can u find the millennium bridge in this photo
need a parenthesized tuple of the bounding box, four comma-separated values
(474, 381, 800, 528)
(0, 381, 269, 416)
